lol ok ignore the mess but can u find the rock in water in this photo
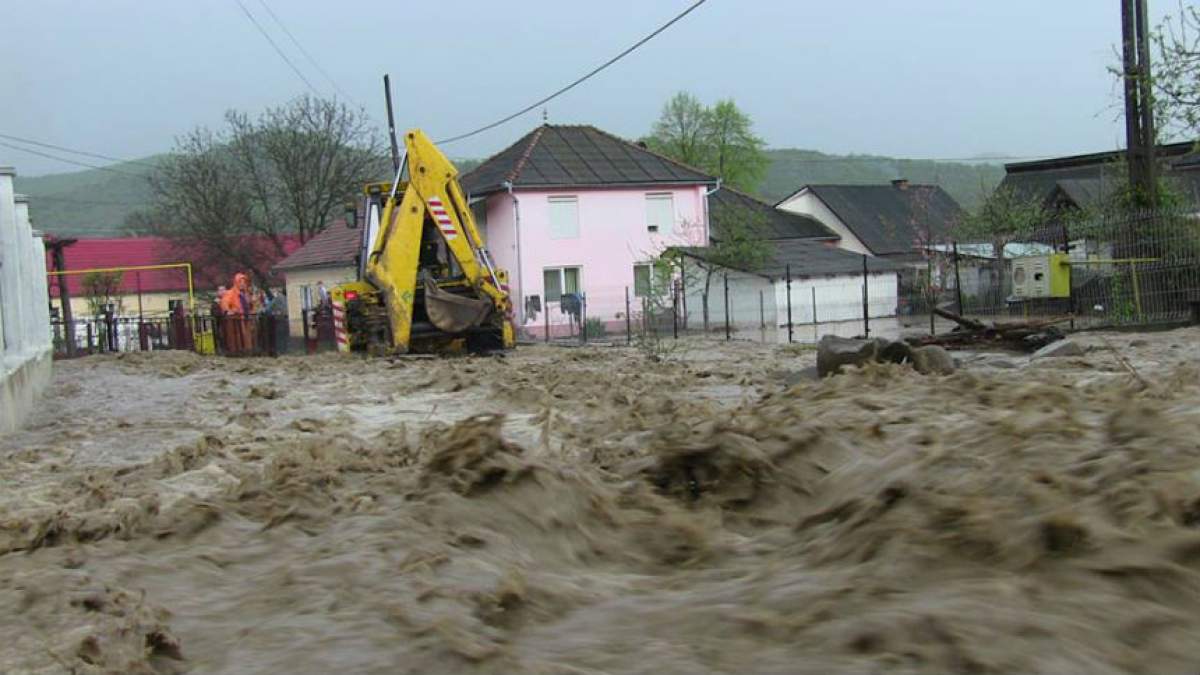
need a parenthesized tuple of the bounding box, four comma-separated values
(817, 335, 879, 377)
(1032, 339, 1085, 359)
(877, 339, 915, 365)
(910, 345, 956, 375)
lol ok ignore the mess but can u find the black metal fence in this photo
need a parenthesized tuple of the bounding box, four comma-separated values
(51, 311, 298, 358)
(510, 210, 1200, 348)
(900, 209, 1200, 334)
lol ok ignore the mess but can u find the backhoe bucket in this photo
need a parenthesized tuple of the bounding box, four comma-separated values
(424, 279, 492, 334)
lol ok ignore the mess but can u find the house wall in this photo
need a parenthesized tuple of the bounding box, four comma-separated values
(282, 264, 358, 335)
(777, 190, 872, 255)
(678, 256, 899, 333)
(487, 185, 709, 337)
(680, 262, 776, 332)
(1, 170, 53, 434)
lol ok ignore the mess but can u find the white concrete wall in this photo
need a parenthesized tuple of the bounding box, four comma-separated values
(1, 168, 53, 434)
(681, 259, 777, 331)
(773, 271, 899, 325)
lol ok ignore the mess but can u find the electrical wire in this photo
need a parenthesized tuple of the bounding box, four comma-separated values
(436, 0, 710, 144)
(0, 132, 157, 168)
(0, 141, 148, 177)
(232, 0, 320, 96)
(255, 0, 351, 101)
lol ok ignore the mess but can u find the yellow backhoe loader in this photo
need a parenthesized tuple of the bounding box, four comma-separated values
(330, 77, 514, 354)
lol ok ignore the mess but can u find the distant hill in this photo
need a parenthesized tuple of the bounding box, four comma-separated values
(13, 157, 160, 238)
(15, 151, 1003, 237)
(756, 149, 1005, 209)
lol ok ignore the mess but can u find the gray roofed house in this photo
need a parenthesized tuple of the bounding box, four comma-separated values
(774, 180, 966, 263)
(461, 124, 715, 196)
(1000, 141, 1200, 210)
(707, 186, 835, 242)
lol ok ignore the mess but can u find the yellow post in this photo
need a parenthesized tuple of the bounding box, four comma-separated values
(47, 262, 206, 352)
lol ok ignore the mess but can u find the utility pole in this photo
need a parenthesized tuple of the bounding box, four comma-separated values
(1122, 0, 1158, 206)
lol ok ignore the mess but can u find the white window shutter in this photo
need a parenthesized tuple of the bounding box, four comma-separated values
(548, 196, 579, 239)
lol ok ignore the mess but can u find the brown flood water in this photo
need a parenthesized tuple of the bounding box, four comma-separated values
(3, 332, 1200, 674)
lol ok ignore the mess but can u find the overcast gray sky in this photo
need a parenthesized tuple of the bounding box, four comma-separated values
(0, 0, 1181, 176)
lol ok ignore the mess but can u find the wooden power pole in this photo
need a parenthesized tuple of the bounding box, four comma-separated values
(1122, 0, 1158, 206)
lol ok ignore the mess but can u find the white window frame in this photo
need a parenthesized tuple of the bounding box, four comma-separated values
(633, 263, 654, 298)
(543, 266, 581, 303)
(645, 192, 675, 234)
(548, 195, 580, 240)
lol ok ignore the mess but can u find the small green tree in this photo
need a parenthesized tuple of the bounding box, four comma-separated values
(644, 93, 768, 191)
(81, 271, 125, 317)
(645, 92, 710, 168)
(955, 184, 1048, 261)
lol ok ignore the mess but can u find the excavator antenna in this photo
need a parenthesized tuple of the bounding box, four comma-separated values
(383, 74, 401, 173)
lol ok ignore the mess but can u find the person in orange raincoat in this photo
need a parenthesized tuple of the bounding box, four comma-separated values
(219, 273, 251, 353)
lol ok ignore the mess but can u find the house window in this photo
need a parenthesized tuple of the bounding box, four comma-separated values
(543, 266, 581, 303)
(633, 264, 653, 297)
(548, 196, 579, 239)
(645, 193, 674, 234)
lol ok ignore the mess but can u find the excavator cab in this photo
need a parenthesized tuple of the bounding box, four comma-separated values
(331, 132, 514, 355)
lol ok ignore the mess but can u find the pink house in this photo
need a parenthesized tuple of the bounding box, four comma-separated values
(461, 124, 716, 338)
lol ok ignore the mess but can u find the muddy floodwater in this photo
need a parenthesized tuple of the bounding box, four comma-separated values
(4, 331, 1200, 674)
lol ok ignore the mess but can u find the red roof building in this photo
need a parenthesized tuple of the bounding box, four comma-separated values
(45, 236, 302, 297)
(274, 221, 361, 271)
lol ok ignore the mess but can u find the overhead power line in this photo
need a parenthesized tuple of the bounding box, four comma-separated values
(255, 0, 351, 101)
(0, 141, 148, 177)
(232, 0, 320, 96)
(437, 0, 710, 145)
(0, 132, 156, 169)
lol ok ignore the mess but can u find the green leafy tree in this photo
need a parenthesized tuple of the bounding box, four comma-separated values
(644, 92, 768, 191)
(1151, 3, 1200, 139)
(645, 92, 710, 168)
(706, 100, 769, 191)
(955, 184, 1048, 261)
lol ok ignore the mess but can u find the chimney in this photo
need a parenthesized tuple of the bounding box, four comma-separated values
(891, 178, 909, 190)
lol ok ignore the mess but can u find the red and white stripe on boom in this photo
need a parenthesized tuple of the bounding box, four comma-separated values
(427, 196, 457, 241)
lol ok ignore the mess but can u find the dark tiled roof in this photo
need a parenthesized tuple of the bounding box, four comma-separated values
(274, 220, 360, 271)
(1000, 141, 1200, 207)
(461, 125, 715, 196)
(801, 184, 965, 256)
(708, 187, 835, 242)
(679, 239, 906, 280)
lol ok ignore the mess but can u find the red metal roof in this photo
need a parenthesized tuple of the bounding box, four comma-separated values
(46, 236, 301, 297)
(274, 220, 361, 271)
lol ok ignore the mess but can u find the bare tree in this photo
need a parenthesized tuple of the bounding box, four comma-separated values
(149, 96, 387, 285)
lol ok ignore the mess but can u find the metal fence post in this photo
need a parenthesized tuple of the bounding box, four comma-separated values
(723, 272, 731, 341)
(811, 286, 818, 342)
(759, 289, 765, 337)
(544, 302, 550, 343)
(672, 283, 679, 340)
(927, 255, 935, 335)
(625, 286, 632, 344)
(581, 293, 587, 345)
(953, 240, 964, 316)
(861, 254, 870, 338)
(785, 264, 794, 343)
